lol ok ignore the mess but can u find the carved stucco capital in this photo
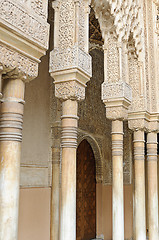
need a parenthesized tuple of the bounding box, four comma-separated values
(128, 112, 150, 132)
(128, 112, 159, 132)
(102, 81, 132, 120)
(2, 68, 28, 82)
(55, 80, 85, 102)
(0, 44, 39, 81)
(50, 46, 92, 102)
(148, 114, 159, 132)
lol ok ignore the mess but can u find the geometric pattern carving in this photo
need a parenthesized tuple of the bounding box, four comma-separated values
(0, 43, 38, 80)
(102, 81, 132, 120)
(50, 46, 92, 78)
(0, 0, 49, 48)
(55, 81, 85, 101)
(91, 0, 143, 55)
(0, 0, 49, 80)
(102, 81, 132, 103)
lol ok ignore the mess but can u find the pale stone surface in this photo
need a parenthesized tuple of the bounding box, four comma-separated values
(0, 78, 25, 240)
(18, 188, 51, 240)
(112, 120, 124, 240)
(133, 130, 146, 240)
(21, 54, 51, 185)
(60, 100, 78, 240)
(147, 132, 158, 240)
(20, 166, 49, 187)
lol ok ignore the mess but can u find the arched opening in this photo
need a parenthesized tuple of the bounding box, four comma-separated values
(76, 139, 96, 240)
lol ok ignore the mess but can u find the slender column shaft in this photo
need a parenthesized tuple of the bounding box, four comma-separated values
(50, 146, 60, 240)
(134, 130, 146, 240)
(147, 132, 158, 240)
(112, 120, 124, 240)
(0, 78, 25, 240)
(60, 100, 78, 240)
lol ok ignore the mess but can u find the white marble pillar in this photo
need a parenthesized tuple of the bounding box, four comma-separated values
(59, 99, 78, 240)
(0, 78, 25, 240)
(112, 120, 124, 240)
(50, 146, 61, 240)
(147, 132, 158, 240)
(133, 130, 146, 240)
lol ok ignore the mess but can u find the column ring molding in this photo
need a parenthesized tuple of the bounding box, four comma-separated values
(1, 97, 25, 104)
(61, 115, 79, 120)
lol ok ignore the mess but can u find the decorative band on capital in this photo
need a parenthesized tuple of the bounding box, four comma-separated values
(61, 126, 78, 148)
(0, 112, 23, 142)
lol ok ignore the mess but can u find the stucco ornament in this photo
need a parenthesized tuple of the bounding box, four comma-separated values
(55, 81, 85, 101)
(50, 0, 92, 101)
(50, 46, 92, 77)
(102, 81, 132, 120)
(91, 0, 143, 55)
(91, 1, 134, 120)
(0, 0, 49, 81)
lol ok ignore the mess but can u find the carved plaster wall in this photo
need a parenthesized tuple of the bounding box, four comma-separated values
(128, 36, 148, 113)
(0, 0, 49, 80)
(91, 0, 143, 54)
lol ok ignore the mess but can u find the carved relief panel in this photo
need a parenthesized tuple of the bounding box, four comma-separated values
(0, 0, 49, 80)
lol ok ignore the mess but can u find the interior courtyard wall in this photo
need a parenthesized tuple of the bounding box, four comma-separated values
(18, 188, 51, 240)
(18, 52, 52, 240)
(20, 53, 51, 188)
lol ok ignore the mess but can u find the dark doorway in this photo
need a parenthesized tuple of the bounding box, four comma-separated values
(76, 140, 96, 240)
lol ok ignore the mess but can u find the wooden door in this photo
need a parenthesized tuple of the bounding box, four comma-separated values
(76, 140, 96, 240)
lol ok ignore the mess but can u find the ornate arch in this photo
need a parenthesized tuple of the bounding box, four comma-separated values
(91, 0, 143, 56)
(77, 134, 103, 183)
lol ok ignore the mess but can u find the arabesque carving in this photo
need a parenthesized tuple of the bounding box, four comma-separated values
(55, 81, 85, 101)
(102, 81, 132, 120)
(0, 43, 38, 81)
(0, 0, 49, 80)
(0, 0, 49, 48)
(50, 46, 92, 77)
(102, 81, 132, 103)
(50, 0, 92, 102)
(91, 0, 143, 55)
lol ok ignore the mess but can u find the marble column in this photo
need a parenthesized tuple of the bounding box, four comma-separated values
(50, 146, 61, 240)
(133, 130, 146, 240)
(0, 78, 25, 240)
(50, 100, 61, 240)
(59, 99, 78, 240)
(112, 120, 124, 240)
(147, 132, 158, 240)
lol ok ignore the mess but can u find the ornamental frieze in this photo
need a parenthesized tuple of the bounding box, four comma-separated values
(50, 46, 92, 78)
(0, 0, 49, 81)
(0, 0, 49, 48)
